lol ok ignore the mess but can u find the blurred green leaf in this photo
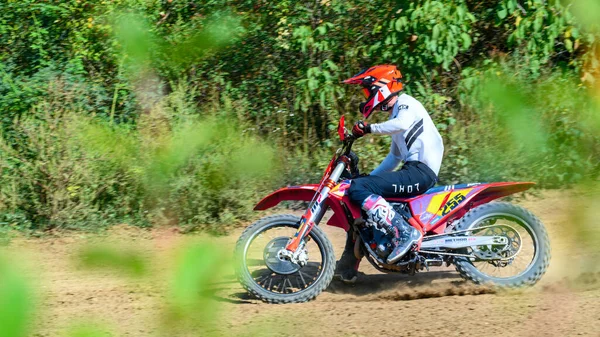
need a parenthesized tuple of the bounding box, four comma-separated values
(0, 258, 32, 337)
(77, 245, 147, 277)
(164, 241, 231, 330)
(482, 78, 548, 152)
(166, 14, 242, 69)
(572, 0, 600, 32)
(114, 13, 154, 73)
(65, 324, 112, 337)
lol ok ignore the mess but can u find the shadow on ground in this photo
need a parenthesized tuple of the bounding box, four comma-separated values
(214, 268, 490, 304)
(326, 270, 461, 296)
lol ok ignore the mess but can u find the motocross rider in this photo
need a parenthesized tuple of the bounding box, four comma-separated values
(335, 65, 444, 284)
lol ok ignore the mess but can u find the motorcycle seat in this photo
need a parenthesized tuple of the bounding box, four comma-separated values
(424, 183, 484, 194)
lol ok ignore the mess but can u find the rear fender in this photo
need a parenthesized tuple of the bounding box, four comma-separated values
(468, 182, 535, 207)
(254, 185, 350, 231)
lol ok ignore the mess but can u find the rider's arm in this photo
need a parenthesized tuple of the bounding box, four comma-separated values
(369, 107, 416, 135)
(370, 143, 402, 176)
(369, 117, 413, 135)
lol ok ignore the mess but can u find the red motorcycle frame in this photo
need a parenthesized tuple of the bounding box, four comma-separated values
(254, 116, 534, 257)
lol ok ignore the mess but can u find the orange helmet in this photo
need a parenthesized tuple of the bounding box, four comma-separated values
(343, 65, 403, 119)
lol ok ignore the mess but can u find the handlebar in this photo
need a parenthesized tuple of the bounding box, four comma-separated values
(340, 126, 355, 154)
(342, 135, 355, 155)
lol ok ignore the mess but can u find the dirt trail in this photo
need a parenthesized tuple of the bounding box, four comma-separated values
(4, 190, 600, 336)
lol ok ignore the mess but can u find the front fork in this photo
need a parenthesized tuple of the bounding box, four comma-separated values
(282, 161, 347, 261)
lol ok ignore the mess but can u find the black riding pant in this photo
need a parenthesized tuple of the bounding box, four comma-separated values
(348, 161, 438, 207)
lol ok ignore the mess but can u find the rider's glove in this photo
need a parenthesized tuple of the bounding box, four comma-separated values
(352, 121, 371, 138)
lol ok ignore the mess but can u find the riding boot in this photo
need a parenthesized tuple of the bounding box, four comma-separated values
(334, 230, 360, 284)
(362, 195, 422, 264)
(385, 218, 422, 264)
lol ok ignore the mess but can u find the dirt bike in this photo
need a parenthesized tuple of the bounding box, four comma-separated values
(235, 116, 551, 303)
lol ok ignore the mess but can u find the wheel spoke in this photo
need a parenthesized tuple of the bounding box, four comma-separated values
(283, 277, 292, 293)
(298, 271, 308, 289)
(253, 270, 271, 285)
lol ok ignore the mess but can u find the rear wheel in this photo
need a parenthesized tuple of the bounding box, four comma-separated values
(234, 214, 335, 303)
(453, 202, 551, 287)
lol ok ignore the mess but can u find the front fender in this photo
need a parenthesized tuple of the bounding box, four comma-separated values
(254, 185, 350, 231)
(254, 185, 319, 210)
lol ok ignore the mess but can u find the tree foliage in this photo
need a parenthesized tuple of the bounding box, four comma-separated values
(0, 0, 598, 230)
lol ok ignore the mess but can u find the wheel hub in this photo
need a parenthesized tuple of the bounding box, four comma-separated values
(472, 224, 522, 263)
(263, 237, 302, 275)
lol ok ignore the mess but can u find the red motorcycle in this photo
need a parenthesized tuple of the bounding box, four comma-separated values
(235, 116, 551, 303)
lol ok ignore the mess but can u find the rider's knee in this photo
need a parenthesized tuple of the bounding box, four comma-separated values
(348, 179, 370, 206)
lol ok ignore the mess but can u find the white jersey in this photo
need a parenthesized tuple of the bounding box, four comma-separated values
(369, 94, 444, 176)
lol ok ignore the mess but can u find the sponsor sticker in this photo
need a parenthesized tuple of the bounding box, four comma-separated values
(419, 212, 434, 223)
(430, 215, 443, 225)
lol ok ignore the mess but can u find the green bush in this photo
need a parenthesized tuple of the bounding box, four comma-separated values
(0, 0, 599, 231)
(0, 96, 144, 231)
(443, 60, 600, 186)
(0, 79, 276, 231)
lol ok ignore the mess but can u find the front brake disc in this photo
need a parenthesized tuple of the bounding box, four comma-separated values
(263, 237, 302, 275)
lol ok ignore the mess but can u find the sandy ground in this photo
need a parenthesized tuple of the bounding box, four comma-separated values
(4, 190, 600, 337)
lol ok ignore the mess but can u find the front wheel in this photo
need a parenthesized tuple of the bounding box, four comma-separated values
(453, 202, 551, 287)
(234, 214, 335, 303)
